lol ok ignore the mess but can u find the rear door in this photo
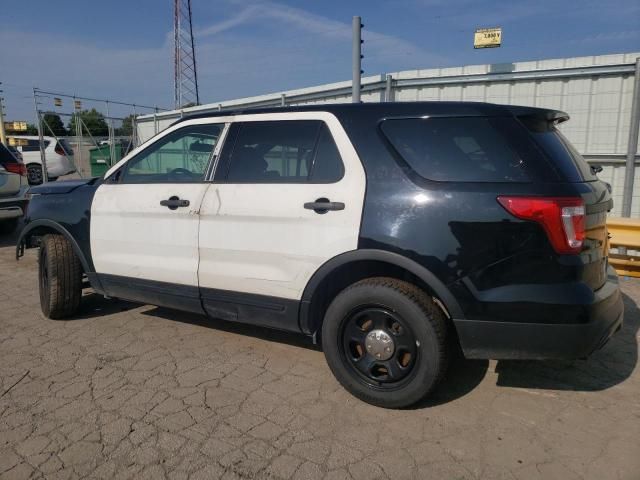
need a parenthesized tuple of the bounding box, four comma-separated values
(90, 120, 225, 312)
(198, 112, 366, 330)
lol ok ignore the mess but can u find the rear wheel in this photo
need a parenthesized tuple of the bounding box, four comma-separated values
(322, 277, 448, 408)
(39, 234, 82, 319)
(27, 164, 43, 185)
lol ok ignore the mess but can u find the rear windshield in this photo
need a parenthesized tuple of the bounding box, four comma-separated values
(519, 117, 597, 182)
(380, 116, 555, 183)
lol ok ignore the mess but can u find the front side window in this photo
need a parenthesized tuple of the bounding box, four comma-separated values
(120, 124, 222, 183)
(222, 120, 344, 183)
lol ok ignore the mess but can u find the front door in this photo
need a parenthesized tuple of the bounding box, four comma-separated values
(90, 121, 225, 313)
(198, 113, 366, 330)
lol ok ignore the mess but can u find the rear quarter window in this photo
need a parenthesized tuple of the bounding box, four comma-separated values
(519, 117, 597, 182)
(380, 116, 550, 183)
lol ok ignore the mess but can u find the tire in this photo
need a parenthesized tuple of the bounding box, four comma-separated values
(0, 218, 19, 234)
(27, 164, 43, 185)
(322, 277, 448, 408)
(39, 234, 82, 319)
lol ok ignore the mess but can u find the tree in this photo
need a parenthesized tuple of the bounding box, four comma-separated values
(41, 114, 67, 136)
(25, 124, 38, 135)
(67, 109, 108, 137)
(115, 114, 136, 136)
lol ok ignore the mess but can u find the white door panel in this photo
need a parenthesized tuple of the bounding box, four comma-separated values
(198, 112, 366, 300)
(91, 183, 210, 285)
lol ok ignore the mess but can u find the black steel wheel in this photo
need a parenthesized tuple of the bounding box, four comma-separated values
(341, 307, 418, 387)
(322, 277, 448, 408)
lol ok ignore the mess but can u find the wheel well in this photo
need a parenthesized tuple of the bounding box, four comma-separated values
(19, 224, 88, 276)
(305, 260, 453, 336)
(22, 226, 56, 248)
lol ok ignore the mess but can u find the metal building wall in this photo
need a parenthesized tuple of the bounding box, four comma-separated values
(137, 52, 640, 216)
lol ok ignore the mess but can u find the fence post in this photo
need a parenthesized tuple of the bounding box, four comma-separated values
(622, 57, 640, 217)
(352, 16, 362, 103)
(385, 74, 394, 102)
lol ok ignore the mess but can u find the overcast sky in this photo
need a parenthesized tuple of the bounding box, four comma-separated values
(2, 0, 639, 122)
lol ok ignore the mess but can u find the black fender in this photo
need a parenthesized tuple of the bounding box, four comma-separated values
(16, 219, 104, 294)
(298, 249, 464, 335)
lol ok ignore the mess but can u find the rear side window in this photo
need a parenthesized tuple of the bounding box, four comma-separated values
(222, 120, 344, 183)
(381, 117, 540, 183)
(21, 139, 50, 152)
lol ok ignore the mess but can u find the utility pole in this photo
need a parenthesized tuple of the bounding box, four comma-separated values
(352, 16, 363, 103)
(32, 88, 49, 182)
(0, 83, 6, 146)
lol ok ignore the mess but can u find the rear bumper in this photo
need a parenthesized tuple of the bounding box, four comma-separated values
(454, 267, 624, 359)
(0, 186, 29, 219)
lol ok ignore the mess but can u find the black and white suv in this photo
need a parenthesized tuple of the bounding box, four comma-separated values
(17, 103, 623, 408)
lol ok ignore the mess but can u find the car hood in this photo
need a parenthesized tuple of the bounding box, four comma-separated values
(29, 177, 100, 195)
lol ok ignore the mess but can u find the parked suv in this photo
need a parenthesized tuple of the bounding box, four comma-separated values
(0, 143, 29, 233)
(11, 136, 76, 184)
(16, 103, 623, 408)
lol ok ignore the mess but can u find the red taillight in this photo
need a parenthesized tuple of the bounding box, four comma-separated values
(497, 196, 586, 254)
(55, 144, 65, 155)
(3, 162, 27, 176)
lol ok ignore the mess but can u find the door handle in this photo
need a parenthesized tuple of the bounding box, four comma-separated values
(160, 196, 190, 210)
(304, 198, 345, 214)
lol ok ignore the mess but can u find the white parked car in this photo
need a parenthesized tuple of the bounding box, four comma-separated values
(11, 136, 76, 185)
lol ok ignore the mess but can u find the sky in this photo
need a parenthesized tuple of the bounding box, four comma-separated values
(1, 0, 639, 122)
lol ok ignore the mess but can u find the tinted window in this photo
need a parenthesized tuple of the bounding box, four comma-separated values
(224, 121, 343, 183)
(381, 117, 537, 182)
(21, 139, 50, 152)
(520, 117, 596, 182)
(120, 124, 222, 183)
(310, 125, 344, 182)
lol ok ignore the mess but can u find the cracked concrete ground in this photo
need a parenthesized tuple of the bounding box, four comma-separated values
(0, 229, 639, 480)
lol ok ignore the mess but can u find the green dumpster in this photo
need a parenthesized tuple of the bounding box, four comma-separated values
(89, 144, 122, 177)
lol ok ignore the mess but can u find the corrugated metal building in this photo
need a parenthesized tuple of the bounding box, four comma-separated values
(137, 52, 640, 217)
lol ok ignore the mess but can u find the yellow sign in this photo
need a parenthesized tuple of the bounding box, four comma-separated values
(474, 27, 502, 49)
(8, 137, 28, 146)
(4, 121, 27, 132)
(54, 97, 62, 107)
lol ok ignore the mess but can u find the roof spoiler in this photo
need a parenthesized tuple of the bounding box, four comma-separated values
(507, 106, 570, 125)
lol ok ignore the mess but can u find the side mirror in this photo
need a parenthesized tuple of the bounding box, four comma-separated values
(590, 164, 603, 175)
